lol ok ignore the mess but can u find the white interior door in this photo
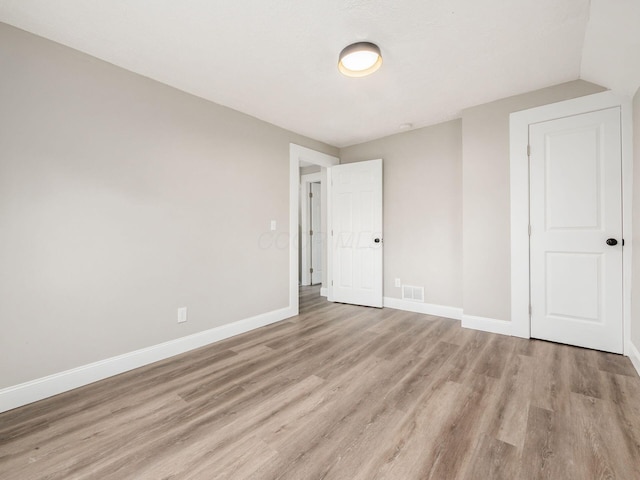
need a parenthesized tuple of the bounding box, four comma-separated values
(330, 159, 383, 308)
(529, 107, 623, 353)
(310, 182, 322, 285)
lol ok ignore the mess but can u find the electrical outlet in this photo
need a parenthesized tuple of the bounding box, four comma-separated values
(270, 220, 277, 231)
(395, 278, 401, 288)
(177, 307, 187, 323)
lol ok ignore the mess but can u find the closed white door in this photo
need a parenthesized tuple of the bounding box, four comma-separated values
(330, 159, 383, 308)
(529, 107, 623, 353)
(310, 182, 322, 285)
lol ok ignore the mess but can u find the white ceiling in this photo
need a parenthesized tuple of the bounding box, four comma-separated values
(0, 0, 638, 147)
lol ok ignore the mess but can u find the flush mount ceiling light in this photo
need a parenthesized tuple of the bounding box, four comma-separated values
(338, 42, 382, 77)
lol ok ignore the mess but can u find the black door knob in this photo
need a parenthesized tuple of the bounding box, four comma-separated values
(374, 238, 381, 243)
(606, 238, 618, 246)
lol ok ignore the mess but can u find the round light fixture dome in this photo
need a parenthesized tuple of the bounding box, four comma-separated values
(338, 42, 382, 77)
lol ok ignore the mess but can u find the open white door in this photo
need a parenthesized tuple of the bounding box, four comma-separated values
(329, 159, 383, 308)
(529, 107, 623, 353)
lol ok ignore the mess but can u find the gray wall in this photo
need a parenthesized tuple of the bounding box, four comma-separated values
(461, 80, 607, 321)
(0, 23, 337, 388)
(632, 86, 640, 349)
(340, 120, 463, 308)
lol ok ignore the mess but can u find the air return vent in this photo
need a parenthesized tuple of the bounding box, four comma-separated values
(402, 285, 424, 303)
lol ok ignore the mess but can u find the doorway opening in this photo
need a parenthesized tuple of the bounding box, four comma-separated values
(289, 144, 339, 316)
(300, 173, 322, 287)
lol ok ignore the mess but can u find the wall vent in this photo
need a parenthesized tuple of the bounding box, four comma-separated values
(402, 285, 424, 303)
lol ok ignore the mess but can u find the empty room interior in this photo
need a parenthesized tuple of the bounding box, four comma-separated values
(2, 1, 640, 479)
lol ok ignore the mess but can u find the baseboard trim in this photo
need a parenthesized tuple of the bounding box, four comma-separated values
(320, 287, 328, 297)
(0, 306, 295, 414)
(462, 314, 513, 336)
(628, 341, 640, 377)
(383, 297, 463, 321)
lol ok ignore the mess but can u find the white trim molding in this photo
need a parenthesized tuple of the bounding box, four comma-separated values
(320, 287, 328, 297)
(509, 91, 633, 348)
(383, 297, 462, 321)
(628, 341, 640, 377)
(0, 306, 295, 414)
(462, 314, 513, 337)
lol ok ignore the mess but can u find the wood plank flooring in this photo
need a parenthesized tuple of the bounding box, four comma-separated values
(2, 286, 640, 479)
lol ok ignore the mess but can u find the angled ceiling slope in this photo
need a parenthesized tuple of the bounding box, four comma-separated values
(580, 0, 640, 97)
(0, 0, 626, 147)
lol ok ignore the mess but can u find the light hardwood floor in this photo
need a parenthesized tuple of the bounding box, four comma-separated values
(2, 286, 640, 479)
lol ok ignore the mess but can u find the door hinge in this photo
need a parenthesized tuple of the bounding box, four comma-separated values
(310, 267, 313, 274)
(331, 280, 334, 286)
(310, 229, 313, 236)
(331, 230, 334, 236)
(529, 304, 532, 315)
(622, 239, 625, 246)
(309, 192, 313, 198)
(527, 145, 531, 157)
(528, 225, 531, 236)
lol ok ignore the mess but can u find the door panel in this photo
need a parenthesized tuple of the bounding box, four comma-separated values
(545, 252, 601, 321)
(545, 128, 601, 230)
(331, 159, 383, 308)
(529, 107, 622, 353)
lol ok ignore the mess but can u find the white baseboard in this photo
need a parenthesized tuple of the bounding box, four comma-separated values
(0, 306, 295, 414)
(462, 314, 513, 336)
(628, 341, 640, 377)
(320, 287, 328, 297)
(383, 297, 463, 321)
(384, 297, 516, 338)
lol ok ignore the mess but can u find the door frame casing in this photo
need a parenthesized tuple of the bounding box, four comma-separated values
(509, 91, 633, 355)
(289, 144, 339, 315)
(300, 172, 321, 286)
